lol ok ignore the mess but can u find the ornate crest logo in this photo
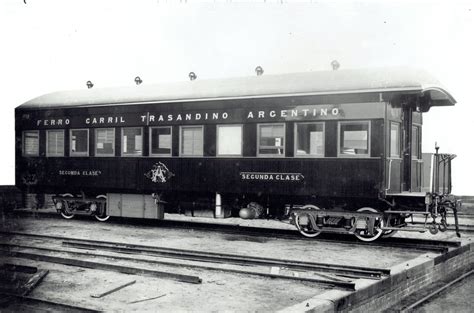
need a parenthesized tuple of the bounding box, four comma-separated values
(145, 162, 175, 183)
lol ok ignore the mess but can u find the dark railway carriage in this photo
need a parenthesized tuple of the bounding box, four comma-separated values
(15, 68, 461, 241)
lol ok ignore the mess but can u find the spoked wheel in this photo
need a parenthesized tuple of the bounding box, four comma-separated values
(294, 204, 322, 238)
(94, 195, 110, 222)
(354, 207, 384, 242)
(59, 193, 75, 219)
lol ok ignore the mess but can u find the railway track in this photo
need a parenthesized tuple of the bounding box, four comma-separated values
(388, 269, 474, 312)
(0, 231, 395, 290)
(0, 293, 100, 313)
(9, 211, 463, 253)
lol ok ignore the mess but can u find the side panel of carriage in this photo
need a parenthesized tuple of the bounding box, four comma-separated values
(15, 93, 389, 214)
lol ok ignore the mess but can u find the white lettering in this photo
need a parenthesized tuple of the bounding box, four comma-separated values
(222, 112, 228, 119)
(247, 112, 254, 119)
(332, 108, 339, 115)
(196, 113, 201, 120)
(320, 108, 328, 116)
(258, 111, 264, 118)
(269, 110, 276, 117)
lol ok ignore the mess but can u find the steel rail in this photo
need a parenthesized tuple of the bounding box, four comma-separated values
(0, 244, 202, 284)
(62, 240, 386, 279)
(0, 243, 356, 290)
(0, 293, 101, 313)
(0, 219, 461, 253)
(399, 269, 474, 312)
(0, 230, 389, 278)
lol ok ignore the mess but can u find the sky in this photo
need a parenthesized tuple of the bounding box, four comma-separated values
(0, 0, 473, 195)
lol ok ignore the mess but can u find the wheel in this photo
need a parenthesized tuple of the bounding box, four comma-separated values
(94, 195, 110, 222)
(354, 207, 384, 242)
(59, 193, 75, 219)
(294, 204, 322, 238)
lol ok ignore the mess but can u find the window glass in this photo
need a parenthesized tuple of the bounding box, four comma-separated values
(95, 128, 115, 156)
(339, 122, 369, 156)
(217, 125, 242, 156)
(412, 126, 420, 159)
(47, 130, 64, 157)
(23, 131, 39, 156)
(258, 124, 285, 156)
(150, 127, 172, 156)
(390, 122, 400, 157)
(180, 126, 203, 156)
(295, 123, 324, 156)
(70, 129, 89, 156)
(122, 127, 143, 156)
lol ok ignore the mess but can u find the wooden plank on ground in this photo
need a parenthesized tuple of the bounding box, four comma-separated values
(90, 280, 136, 298)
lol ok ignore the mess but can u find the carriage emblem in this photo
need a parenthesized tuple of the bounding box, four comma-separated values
(145, 162, 175, 183)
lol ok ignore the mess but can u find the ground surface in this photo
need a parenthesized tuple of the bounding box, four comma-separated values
(0, 209, 472, 312)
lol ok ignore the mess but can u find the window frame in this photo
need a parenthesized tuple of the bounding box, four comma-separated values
(257, 123, 286, 158)
(22, 130, 40, 157)
(337, 120, 371, 158)
(216, 124, 243, 157)
(149, 126, 173, 157)
(69, 128, 89, 157)
(179, 125, 204, 157)
(46, 129, 65, 157)
(294, 122, 325, 158)
(121, 127, 143, 157)
(412, 124, 421, 160)
(389, 122, 401, 159)
(94, 128, 116, 157)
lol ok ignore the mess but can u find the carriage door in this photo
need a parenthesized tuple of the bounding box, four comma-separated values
(401, 106, 422, 192)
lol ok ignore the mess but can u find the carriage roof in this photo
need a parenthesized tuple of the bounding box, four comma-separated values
(18, 67, 455, 110)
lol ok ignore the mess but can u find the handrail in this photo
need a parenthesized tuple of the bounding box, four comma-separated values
(385, 158, 393, 192)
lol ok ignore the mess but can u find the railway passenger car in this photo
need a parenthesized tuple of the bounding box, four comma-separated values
(15, 67, 460, 241)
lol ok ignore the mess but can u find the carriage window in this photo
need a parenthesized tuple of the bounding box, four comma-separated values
(339, 121, 370, 156)
(150, 127, 172, 156)
(70, 129, 89, 156)
(295, 123, 324, 156)
(23, 130, 39, 156)
(95, 128, 115, 156)
(122, 127, 143, 156)
(412, 125, 420, 159)
(390, 122, 400, 158)
(217, 125, 242, 156)
(180, 126, 203, 156)
(46, 130, 64, 157)
(258, 124, 285, 156)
